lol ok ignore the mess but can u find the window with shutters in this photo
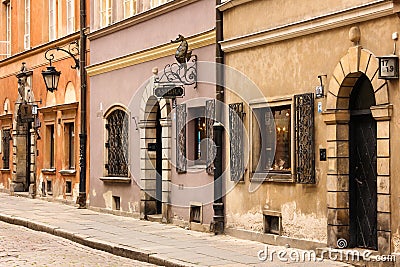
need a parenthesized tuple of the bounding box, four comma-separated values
(2, 129, 11, 170)
(105, 109, 129, 177)
(229, 103, 245, 181)
(250, 95, 314, 183)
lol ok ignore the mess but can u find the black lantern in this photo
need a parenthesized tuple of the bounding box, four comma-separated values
(41, 66, 61, 93)
(42, 41, 79, 93)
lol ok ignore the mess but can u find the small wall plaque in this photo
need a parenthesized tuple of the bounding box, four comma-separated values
(148, 143, 157, 151)
(378, 55, 399, 79)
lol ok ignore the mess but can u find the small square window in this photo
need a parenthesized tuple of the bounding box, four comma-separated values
(47, 180, 52, 194)
(264, 214, 281, 235)
(190, 204, 202, 223)
(113, 196, 120, 210)
(65, 181, 72, 194)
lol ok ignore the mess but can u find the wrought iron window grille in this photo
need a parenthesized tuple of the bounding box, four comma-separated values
(105, 109, 129, 177)
(294, 93, 315, 184)
(229, 102, 245, 182)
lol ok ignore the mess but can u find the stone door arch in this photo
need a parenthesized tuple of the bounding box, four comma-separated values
(139, 78, 172, 221)
(324, 46, 392, 253)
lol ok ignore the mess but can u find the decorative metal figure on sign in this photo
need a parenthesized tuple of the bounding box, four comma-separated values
(154, 35, 197, 89)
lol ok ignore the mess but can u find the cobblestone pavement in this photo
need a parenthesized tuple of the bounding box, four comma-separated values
(0, 221, 156, 267)
(0, 193, 352, 266)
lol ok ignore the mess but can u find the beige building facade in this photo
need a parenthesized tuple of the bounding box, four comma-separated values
(220, 0, 400, 255)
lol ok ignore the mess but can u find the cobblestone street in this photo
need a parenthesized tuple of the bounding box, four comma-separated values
(0, 221, 156, 267)
(0, 194, 353, 266)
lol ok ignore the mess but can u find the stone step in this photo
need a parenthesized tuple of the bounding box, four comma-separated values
(147, 214, 163, 223)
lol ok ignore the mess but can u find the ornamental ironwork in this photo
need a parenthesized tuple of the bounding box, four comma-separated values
(295, 93, 315, 184)
(176, 104, 187, 173)
(206, 99, 215, 175)
(229, 102, 245, 181)
(154, 35, 197, 91)
(154, 56, 197, 87)
(105, 109, 129, 177)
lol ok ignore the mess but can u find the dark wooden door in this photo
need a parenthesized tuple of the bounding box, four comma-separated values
(349, 113, 377, 250)
(156, 105, 162, 214)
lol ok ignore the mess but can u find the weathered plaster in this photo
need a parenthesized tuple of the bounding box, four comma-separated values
(281, 202, 327, 243)
(102, 190, 113, 210)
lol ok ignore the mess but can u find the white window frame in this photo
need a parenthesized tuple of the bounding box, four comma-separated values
(66, 0, 75, 34)
(123, 0, 136, 18)
(24, 0, 30, 50)
(6, 2, 11, 56)
(150, 0, 167, 9)
(49, 0, 56, 41)
(100, 0, 112, 27)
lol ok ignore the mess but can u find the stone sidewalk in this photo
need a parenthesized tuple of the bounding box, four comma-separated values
(0, 193, 350, 267)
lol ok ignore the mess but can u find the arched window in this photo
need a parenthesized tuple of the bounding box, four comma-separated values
(105, 109, 129, 177)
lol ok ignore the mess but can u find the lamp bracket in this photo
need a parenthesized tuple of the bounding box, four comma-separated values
(44, 41, 80, 69)
(154, 55, 197, 88)
(317, 74, 327, 86)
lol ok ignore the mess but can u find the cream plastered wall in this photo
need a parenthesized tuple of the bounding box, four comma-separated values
(223, 14, 400, 244)
(222, 0, 376, 40)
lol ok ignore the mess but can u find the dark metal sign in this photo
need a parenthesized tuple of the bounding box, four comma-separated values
(154, 85, 184, 99)
(377, 55, 399, 79)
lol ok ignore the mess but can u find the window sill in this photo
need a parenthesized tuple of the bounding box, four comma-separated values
(100, 177, 131, 184)
(41, 169, 56, 174)
(187, 164, 207, 170)
(251, 172, 295, 183)
(59, 170, 76, 176)
(0, 169, 10, 172)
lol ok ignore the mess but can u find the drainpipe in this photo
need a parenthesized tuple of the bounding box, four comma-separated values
(212, 0, 225, 234)
(77, 0, 87, 208)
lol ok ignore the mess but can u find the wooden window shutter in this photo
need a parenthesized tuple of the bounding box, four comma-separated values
(206, 99, 215, 175)
(229, 102, 245, 181)
(176, 104, 187, 173)
(294, 93, 315, 184)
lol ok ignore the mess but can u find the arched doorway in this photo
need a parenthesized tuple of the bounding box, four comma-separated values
(142, 96, 163, 217)
(324, 46, 392, 253)
(348, 74, 377, 249)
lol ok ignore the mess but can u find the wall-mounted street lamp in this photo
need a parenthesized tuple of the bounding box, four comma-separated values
(315, 74, 327, 99)
(42, 41, 80, 93)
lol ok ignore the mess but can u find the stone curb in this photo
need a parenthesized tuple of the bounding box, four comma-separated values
(0, 213, 194, 267)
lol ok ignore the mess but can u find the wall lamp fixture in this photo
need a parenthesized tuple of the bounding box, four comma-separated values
(41, 41, 80, 92)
